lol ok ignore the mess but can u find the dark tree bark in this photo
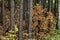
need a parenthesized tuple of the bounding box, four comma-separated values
(43, 0, 46, 8)
(28, 0, 33, 39)
(56, 0, 58, 29)
(18, 0, 23, 40)
(2, 0, 6, 36)
(8, 0, 10, 10)
(10, 0, 14, 29)
(54, 0, 57, 16)
(0, 0, 2, 23)
(48, 0, 52, 11)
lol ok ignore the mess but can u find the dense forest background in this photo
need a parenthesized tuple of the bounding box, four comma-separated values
(0, 0, 59, 40)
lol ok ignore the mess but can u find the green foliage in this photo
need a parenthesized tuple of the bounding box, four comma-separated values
(0, 24, 18, 40)
(56, 29, 60, 34)
(14, 0, 20, 6)
(6, 24, 18, 40)
(50, 19, 57, 25)
(44, 29, 60, 40)
(14, 24, 18, 32)
(36, 36, 40, 40)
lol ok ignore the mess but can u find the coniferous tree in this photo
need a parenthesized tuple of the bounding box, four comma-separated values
(10, 0, 14, 29)
(18, 0, 23, 40)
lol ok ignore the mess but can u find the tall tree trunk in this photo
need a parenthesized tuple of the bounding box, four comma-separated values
(43, 0, 46, 8)
(2, 0, 6, 36)
(18, 0, 23, 40)
(41, 0, 43, 6)
(48, 0, 52, 11)
(8, 0, 10, 10)
(28, 0, 33, 39)
(0, 0, 2, 24)
(10, 0, 14, 29)
(54, 0, 57, 16)
(58, 0, 60, 29)
(56, 0, 58, 29)
(23, 0, 29, 31)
